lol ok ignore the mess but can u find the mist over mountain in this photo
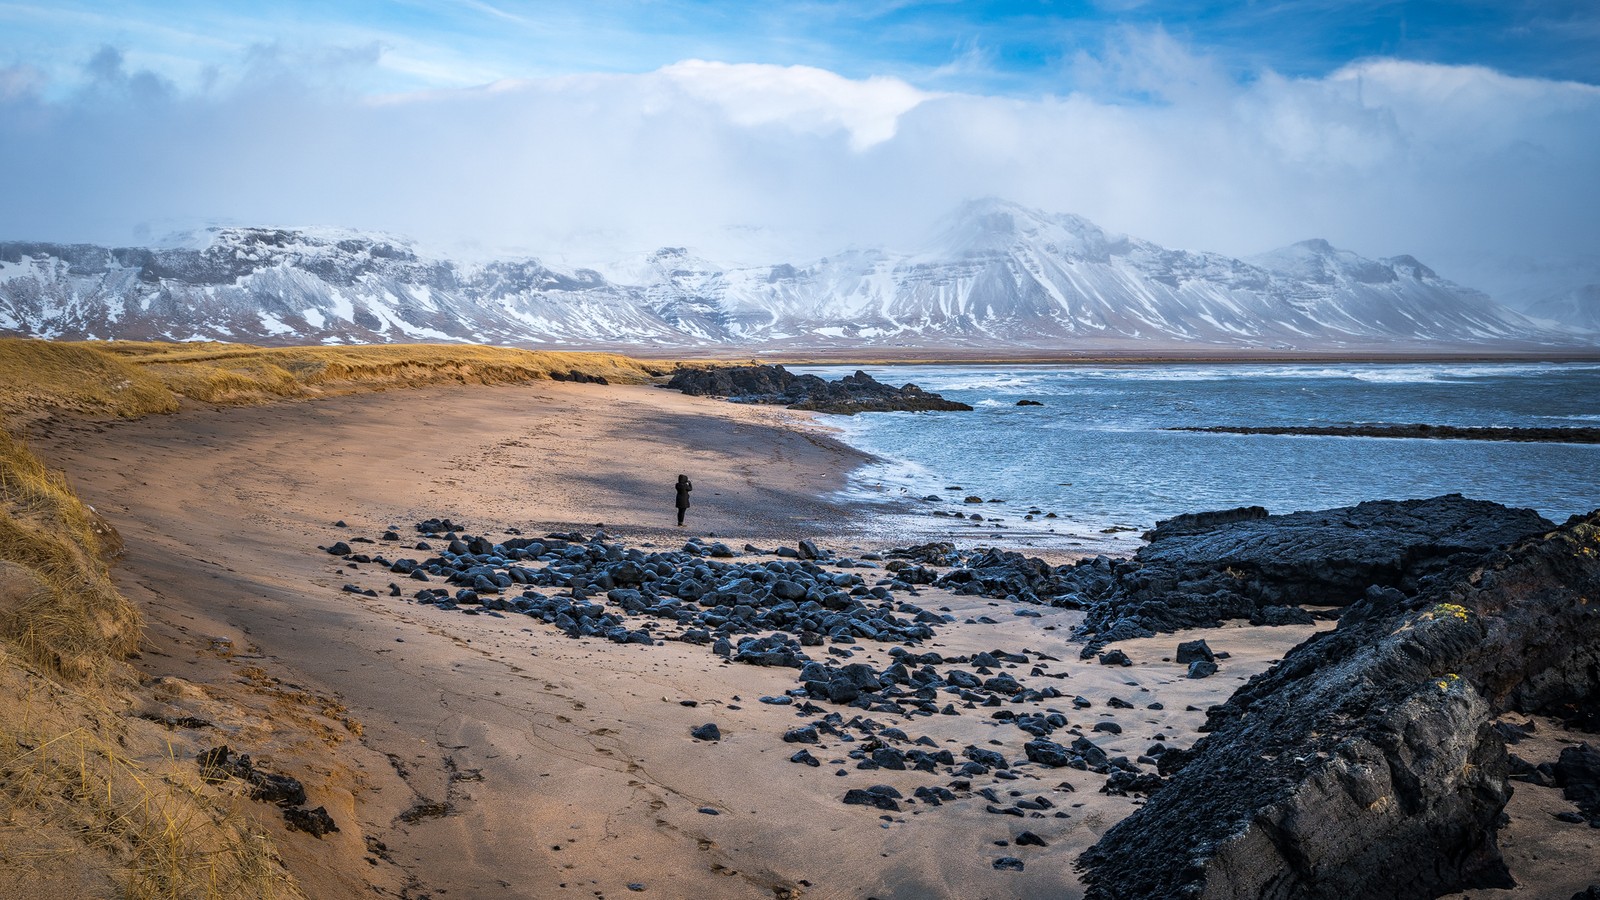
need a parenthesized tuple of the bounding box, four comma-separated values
(0, 200, 1582, 352)
(1519, 285, 1600, 333)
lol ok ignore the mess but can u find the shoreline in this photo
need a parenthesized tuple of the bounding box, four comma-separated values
(17, 375, 1595, 899)
(619, 347, 1600, 365)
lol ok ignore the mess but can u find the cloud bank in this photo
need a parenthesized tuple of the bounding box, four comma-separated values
(1, 34, 1596, 299)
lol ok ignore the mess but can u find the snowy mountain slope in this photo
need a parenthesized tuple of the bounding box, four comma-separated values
(1522, 284, 1600, 332)
(661, 199, 1555, 348)
(0, 201, 1578, 350)
(0, 228, 700, 346)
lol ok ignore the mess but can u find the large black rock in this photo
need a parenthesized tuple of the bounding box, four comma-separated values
(665, 365, 972, 415)
(1077, 510, 1600, 900)
(1062, 495, 1553, 641)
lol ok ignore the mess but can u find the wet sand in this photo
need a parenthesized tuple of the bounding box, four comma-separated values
(28, 380, 1587, 899)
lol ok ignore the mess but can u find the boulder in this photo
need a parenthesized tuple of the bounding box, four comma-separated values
(1175, 639, 1214, 664)
(284, 805, 339, 837)
(1078, 511, 1600, 900)
(1554, 743, 1600, 826)
(842, 785, 903, 811)
(993, 857, 1025, 871)
(1066, 495, 1553, 641)
(666, 365, 972, 415)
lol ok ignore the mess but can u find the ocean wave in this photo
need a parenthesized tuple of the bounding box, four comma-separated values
(800, 362, 1598, 394)
(918, 374, 1048, 391)
(810, 362, 1600, 535)
(834, 457, 944, 505)
(973, 398, 1039, 408)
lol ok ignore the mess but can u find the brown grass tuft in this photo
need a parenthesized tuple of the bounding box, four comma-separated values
(0, 428, 140, 678)
(0, 665, 302, 899)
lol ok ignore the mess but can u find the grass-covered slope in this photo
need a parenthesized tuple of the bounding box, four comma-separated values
(0, 338, 670, 898)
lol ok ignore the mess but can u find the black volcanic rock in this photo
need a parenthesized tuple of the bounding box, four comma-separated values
(1554, 743, 1600, 826)
(934, 546, 1065, 603)
(1171, 423, 1600, 444)
(1061, 495, 1552, 642)
(666, 365, 972, 415)
(1078, 510, 1600, 900)
(1141, 506, 1269, 542)
(283, 805, 339, 837)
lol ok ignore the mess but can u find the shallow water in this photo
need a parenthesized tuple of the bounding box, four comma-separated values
(792, 362, 1600, 553)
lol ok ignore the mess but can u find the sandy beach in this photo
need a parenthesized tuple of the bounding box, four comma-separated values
(23, 379, 1592, 899)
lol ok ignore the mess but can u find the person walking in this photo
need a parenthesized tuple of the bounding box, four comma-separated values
(674, 474, 692, 527)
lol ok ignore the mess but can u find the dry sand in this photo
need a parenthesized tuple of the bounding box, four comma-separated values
(27, 381, 1592, 899)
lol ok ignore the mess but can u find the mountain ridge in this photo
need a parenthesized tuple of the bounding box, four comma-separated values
(0, 200, 1583, 351)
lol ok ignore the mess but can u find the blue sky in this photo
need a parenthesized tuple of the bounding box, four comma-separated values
(5, 1, 1598, 97)
(1, 1, 1597, 300)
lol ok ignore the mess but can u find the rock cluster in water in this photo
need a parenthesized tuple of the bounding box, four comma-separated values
(665, 364, 973, 414)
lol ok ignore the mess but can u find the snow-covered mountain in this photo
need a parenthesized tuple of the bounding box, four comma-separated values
(1521, 285, 1600, 333)
(0, 200, 1579, 351)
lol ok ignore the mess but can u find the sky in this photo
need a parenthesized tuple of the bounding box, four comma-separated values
(1, 1, 1597, 300)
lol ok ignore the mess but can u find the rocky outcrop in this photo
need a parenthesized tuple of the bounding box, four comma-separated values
(1172, 424, 1600, 443)
(665, 365, 972, 414)
(1140, 506, 1268, 542)
(1078, 511, 1600, 900)
(1059, 495, 1552, 644)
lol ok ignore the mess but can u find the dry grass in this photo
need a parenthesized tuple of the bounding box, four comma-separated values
(0, 428, 139, 679)
(123, 343, 668, 404)
(1, 337, 674, 419)
(0, 661, 300, 899)
(0, 339, 179, 423)
(0, 421, 278, 898)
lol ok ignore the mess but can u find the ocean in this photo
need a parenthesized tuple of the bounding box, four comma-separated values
(792, 362, 1600, 553)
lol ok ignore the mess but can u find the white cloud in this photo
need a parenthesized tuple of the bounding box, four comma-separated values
(0, 34, 1595, 301)
(654, 60, 933, 150)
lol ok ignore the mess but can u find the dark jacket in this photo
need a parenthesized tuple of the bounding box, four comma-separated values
(675, 477, 693, 509)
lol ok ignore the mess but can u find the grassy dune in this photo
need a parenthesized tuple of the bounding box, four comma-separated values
(3, 338, 669, 419)
(0, 338, 674, 898)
